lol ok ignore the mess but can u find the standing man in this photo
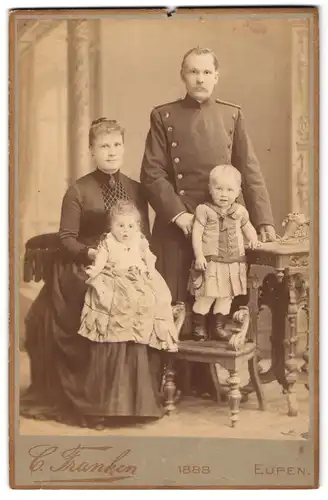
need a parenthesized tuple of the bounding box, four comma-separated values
(140, 47, 276, 333)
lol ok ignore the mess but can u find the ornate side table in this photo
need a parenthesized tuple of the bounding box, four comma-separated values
(246, 232, 309, 416)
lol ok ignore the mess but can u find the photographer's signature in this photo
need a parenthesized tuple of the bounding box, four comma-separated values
(28, 444, 137, 483)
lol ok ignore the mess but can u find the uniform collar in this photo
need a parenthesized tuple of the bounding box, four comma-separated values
(93, 168, 120, 185)
(182, 93, 215, 109)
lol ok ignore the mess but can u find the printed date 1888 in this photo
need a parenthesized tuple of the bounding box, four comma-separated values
(178, 466, 210, 474)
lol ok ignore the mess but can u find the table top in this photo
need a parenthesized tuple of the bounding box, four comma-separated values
(246, 239, 309, 270)
(247, 239, 309, 257)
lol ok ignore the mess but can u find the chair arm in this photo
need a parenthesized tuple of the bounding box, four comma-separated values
(24, 232, 61, 283)
(227, 306, 250, 352)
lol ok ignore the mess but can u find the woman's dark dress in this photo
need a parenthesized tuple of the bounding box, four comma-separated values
(20, 169, 164, 423)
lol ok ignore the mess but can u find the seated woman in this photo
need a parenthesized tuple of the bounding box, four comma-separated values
(21, 118, 171, 429)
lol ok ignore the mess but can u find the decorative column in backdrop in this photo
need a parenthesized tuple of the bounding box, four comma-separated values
(67, 19, 101, 183)
(290, 18, 311, 376)
(291, 19, 310, 218)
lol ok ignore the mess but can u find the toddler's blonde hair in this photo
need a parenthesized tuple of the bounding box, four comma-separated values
(209, 164, 242, 188)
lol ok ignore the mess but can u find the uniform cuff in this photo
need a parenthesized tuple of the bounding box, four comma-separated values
(257, 223, 276, 230)
(171, 211, 187, 223)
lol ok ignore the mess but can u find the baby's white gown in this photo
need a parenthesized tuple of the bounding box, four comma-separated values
(78, 232, 178, 352)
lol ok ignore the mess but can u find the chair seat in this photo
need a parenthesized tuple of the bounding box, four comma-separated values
(177, 340, 256, 359)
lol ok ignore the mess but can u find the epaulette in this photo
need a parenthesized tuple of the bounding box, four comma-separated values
(154, 99, 181, 111)
(216, 99, 241, 109)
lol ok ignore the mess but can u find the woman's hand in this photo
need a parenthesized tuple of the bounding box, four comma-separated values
(84, 266, 94, 277)
(194, 255, 207, 271)
(87, 248, 97, 262)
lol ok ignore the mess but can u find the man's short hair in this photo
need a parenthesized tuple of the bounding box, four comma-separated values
(181, 47, 220, 73)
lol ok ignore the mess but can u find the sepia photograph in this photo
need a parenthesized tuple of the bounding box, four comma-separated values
(9, 6, 318, 488)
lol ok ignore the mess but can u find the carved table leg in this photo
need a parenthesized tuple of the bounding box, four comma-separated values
(270, 275, 289, 389)
(227, 369, 241, 428)
(259, 269, 307, 416)
(265, 270, 299, 416)
(258, 272, 288, 386)
(284, 272, 306, 416)
(163, 357, 177, 414)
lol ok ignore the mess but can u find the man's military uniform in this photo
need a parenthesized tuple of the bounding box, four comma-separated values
(140, 93, 274, 304)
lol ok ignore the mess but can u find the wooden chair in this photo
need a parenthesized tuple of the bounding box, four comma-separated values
(163, 303, 266, 428)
